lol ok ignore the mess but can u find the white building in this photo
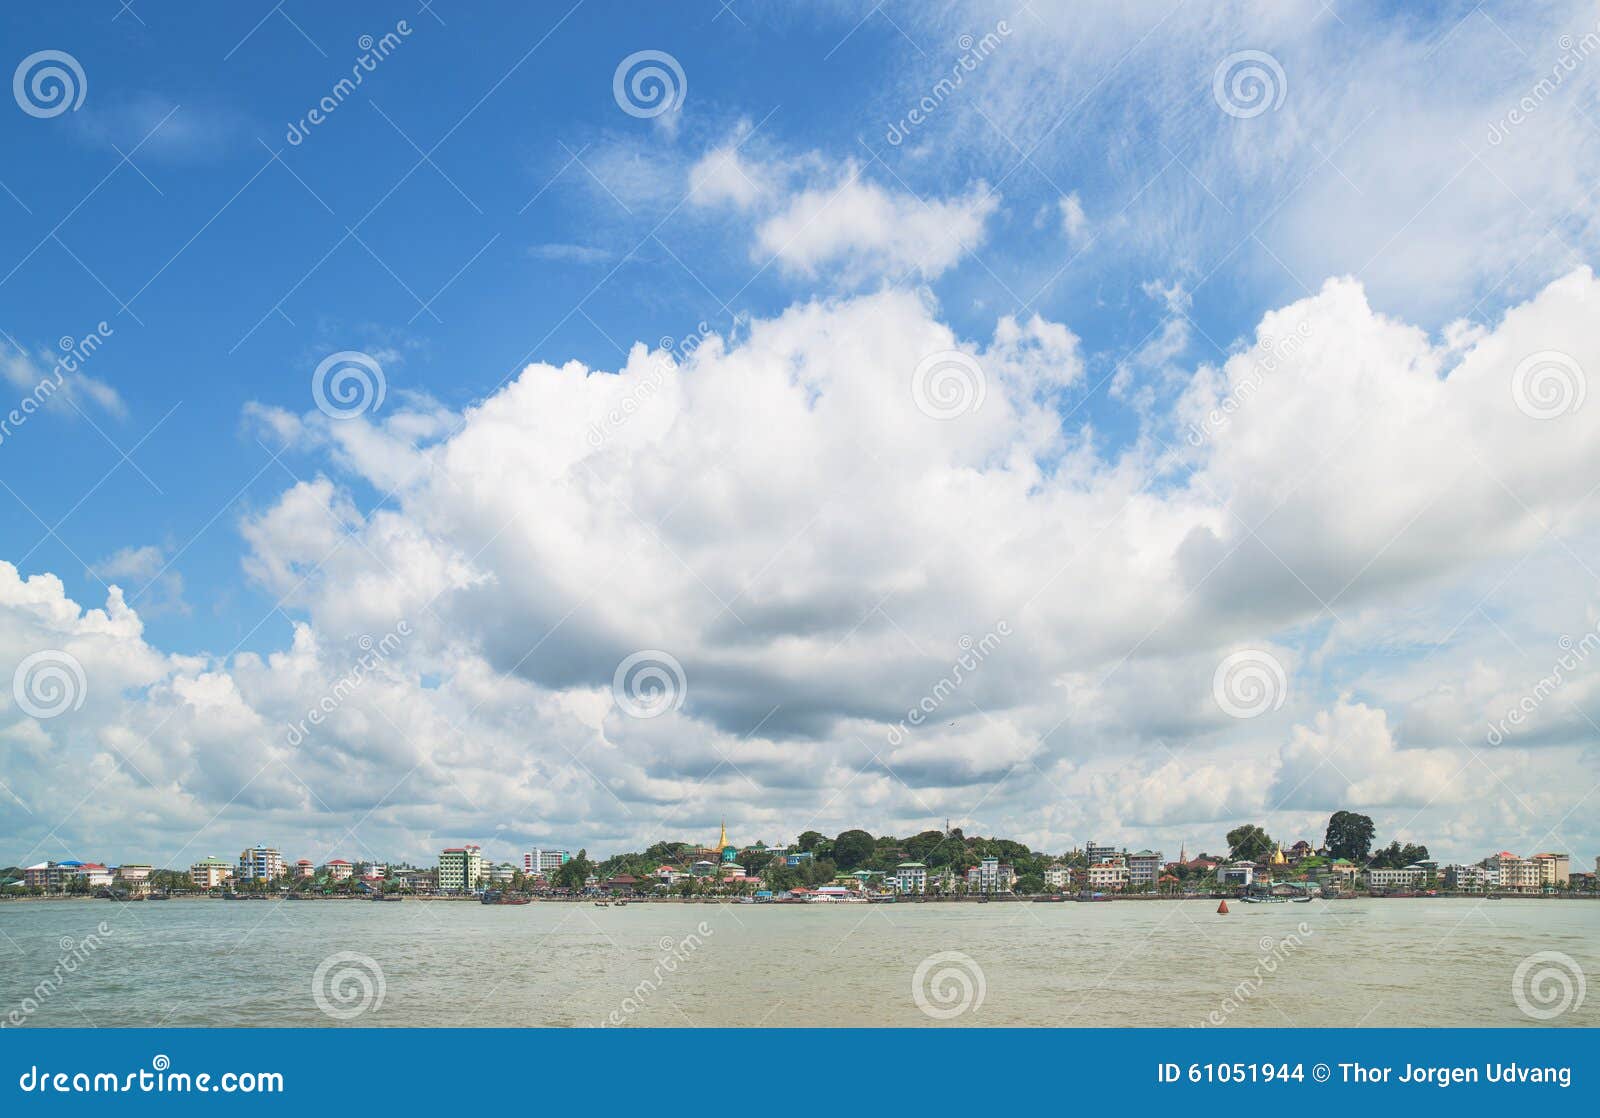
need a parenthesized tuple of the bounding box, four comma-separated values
(894, 862, 928, 894)
(1443, 864, 1486, 891)
(1365, 866, 1424, 889)
(966, 857, 1015, 894)
(522, 849, 570, 876)
(1087, 861, 1129, 890)
(1217, 861, 1257, 887)
(325, 859, 354, 881)
(1044, 863, 1071, 890)
(488, 862, 517, 884)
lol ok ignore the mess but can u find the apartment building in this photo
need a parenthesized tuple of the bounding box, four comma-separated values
(439, 844, 484, 892)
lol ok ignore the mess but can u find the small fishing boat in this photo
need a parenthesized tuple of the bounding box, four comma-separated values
(480, 891, 531, 906)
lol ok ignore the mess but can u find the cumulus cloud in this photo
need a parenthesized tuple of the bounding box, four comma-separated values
(5, 265, 1600, 864)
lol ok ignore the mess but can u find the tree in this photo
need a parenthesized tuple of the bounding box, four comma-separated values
(832, 829, 875, 870)
(1323, 811, 1376, 862)
(1225, 824, 1275, 863)
(554, 850, 594, 890)
(797, 831, 825, 852)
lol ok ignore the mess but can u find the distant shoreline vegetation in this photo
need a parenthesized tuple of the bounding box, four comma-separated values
(4, 811, 1592, 900)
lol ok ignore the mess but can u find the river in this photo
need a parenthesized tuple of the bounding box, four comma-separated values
(1, 897, 1594, 1027)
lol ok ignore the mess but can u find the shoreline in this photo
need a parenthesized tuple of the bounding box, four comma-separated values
(3, 892, 1596, 905)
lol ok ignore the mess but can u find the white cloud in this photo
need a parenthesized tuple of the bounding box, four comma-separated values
(1058, 192, 1088, 242)
(753, 168, 998, 283)
(6, 266, 1600, 864)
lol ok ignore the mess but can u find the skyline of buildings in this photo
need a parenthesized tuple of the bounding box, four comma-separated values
(7, 832, 1595, 898)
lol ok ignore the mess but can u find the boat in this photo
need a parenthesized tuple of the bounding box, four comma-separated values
(480, 891, 531, 906)
(593, 900, 610, 907)
(372, 893, 403, 902)
(1291, 895, 1312, 903)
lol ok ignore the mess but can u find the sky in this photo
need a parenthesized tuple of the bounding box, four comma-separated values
(2, 0, 1600, 871)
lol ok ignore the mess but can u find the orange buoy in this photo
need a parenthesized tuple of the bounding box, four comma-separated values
(1217, 900, 1229, 914)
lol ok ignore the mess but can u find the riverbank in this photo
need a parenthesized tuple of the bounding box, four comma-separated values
(4, 891, 1597, 904)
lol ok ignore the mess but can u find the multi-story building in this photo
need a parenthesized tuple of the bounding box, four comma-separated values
(966, 856, 1015, 894)
(894, 861, 927, 895)
(1485, 852, 1542, 893)
(1366, 866, 1425, 889)
(438, 845, 484, 892)
(1044, 863, 1071, 890)
(1084, 842, 1120, 866)
(785, 852, 814, 868)
(1532, 853, 1571, 887)
(488, 862, 517, 884)
(73, 863, 113, 888)
(1087, 861, 1130, 890)
(1126, 850, 1163, 887)
(190, 857, 233, 889)
(22, 861, 71, 890)
(325, 859, 353, 881)
(237, 845, 286, 882)
(522, 849, 570, 876)
(1217, 861, 1257, 887)
(1443, 864, 1487, 891)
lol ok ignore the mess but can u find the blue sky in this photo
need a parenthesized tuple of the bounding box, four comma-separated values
(3, 1, 1600, 868)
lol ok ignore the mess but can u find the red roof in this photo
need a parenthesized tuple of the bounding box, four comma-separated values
(327, 859, 351, 865)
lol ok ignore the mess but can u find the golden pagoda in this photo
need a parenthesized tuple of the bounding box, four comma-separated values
(1270, 842, 1287, 866)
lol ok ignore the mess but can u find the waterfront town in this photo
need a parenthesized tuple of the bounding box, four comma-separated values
(3, 813, 1597, 902)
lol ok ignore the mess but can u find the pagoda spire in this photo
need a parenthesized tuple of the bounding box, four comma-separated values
(718, 818, 728, 850)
